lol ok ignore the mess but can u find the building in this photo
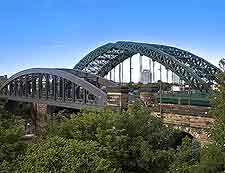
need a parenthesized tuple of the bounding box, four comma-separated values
(141, 69, 152, 84)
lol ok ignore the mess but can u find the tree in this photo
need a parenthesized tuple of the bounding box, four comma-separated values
(168, 138, 201, 173)
(0, 106, 27, 172)
(43, 105, 180, 173)
(16, 137, 116, 173)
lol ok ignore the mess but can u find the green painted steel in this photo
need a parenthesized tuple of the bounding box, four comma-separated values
(156, 92, 211, 107)
(74, 41, 221, 89)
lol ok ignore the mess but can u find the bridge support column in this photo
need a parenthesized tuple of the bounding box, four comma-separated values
(106, 86, 129, 111)
(32, 103, 55, 133)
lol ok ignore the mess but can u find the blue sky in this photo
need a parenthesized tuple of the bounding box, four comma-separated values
(1, 0, 225, 78)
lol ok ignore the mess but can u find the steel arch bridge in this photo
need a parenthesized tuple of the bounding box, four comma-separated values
(0, 68, 110, 109)
(0, 41, 221, 110)
(74, 41, 221, 89)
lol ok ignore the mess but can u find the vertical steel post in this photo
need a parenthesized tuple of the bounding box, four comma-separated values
(14, 80, 17, 96)
(63, 78, 66, 102)
(172, 72, 174, 84)
(188, 83, 191, 107)
(130, 57, 132, 83)
(159, 65, 162, 118)
(119, 63, 121, 84)
(122, 62, 124, 84)
(46, 74, 49, 99)
(139, 54, 142, 83)
(31, 74, 36, 98)
(110, 71, 112, 81)
(153, 61, 155, 83)
(53, 76, 56, 101)
(114, 68, 116, 82)
(166, 69, 169, 83)
(25, 75, 29, 97)
(38, 74, 42, 99)
(149, 59, 152, 83)
(72, 83, 76, 102)
(84, 89, 87, 104)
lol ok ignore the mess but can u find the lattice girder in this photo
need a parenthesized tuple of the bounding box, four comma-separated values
(74, 41, 221, 89)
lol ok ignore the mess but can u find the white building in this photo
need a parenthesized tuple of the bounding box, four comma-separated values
(141, 69, 152, 84)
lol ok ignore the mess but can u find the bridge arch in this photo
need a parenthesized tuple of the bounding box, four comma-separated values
(173, 125, 209, 143)
(74, 41, 221, 89)
(0, 68, 107, 110)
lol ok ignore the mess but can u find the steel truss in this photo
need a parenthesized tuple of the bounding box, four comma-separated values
(74, 41, 221, 89)
(0, 68, 107, 109)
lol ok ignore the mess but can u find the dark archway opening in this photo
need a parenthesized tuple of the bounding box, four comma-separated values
(175, 131, 194, 147)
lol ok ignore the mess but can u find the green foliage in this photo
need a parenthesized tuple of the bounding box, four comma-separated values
(0, 118, 25, 161)
(45, 106, 179, 173)
(0, 106, 27, 173)
(210, 72, 225, 121)
(17, 137, 116, 173)
(170, 72, 225, 173)
(168, 138, 201, 173)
